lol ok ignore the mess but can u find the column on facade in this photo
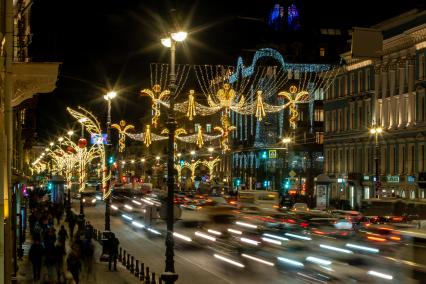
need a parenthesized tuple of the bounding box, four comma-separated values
(407, 56, 415, 126)
(381, 65, 389, 128)
(373, 66, 380, 126)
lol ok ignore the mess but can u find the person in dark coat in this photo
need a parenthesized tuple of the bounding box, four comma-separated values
(29, 238, 44, 281)
(108, 233, 119, 271)
(67, 213, 76, 240)
(66, 250, 81, 284)
(58, 225, 69, 245)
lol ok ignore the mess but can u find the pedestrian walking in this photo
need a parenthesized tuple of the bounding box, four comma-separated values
(82, 239, 95, 281)
(29, 238, 44, 281)
(66, 250, 81, 284)
(108, 233, 119, 271)
(58, 225, 69, 244)
(67, 213, 76, 240)
(84, 221, 93, 240)
(45, 242, 57, 282)
(55, 241, 66, 283)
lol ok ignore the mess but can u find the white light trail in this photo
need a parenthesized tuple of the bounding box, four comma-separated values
(240, 237, 260, 246)
(285, 233, 312, 241)
(214, 254, 245, 268)
(236, 221, 257, 229)
(320, 244, 353, 254)
(91, 198, 96, 203)
(131, 221, 144, 228)
(207, 229, 222, 236)
(141, 198, 154, 205)
(262, 237, 281, 245)
(345, 243, 379, 253)
(227, 228, 242, 235)
(367, 270, 393, 280)
(122, 214, 133, 221)
(173, 232, 192, 242)
(111, 205, 118, 210)
(124, 204, 133, 210)
(263, 233, 289, 241)
(241, 254, 274, 266)
(147, 228, 161, 235)
(306, 256, 332, 266)
(132, 200, 142, 205)
(95, 196, 102, 200)
(195, 231, 216, 242)
(277, 256, 304, 267)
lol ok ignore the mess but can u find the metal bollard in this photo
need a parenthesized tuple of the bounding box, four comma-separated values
(122, 250, 127, 266)
(135, 259, 139, 277)
(140, 263, 145, 281)
(130, 256, 134, 273)
(118, 247, 122, 262)
(126, 254, 131, 270)
(151, 272, 156, 284)
(145, 267, 150, 283)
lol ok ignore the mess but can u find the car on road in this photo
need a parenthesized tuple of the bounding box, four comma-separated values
(291, 203, 309, 212)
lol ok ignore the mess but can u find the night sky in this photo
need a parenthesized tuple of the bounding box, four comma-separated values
(30, 0, 424, 142)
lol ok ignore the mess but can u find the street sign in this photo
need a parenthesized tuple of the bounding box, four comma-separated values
(269, 150, 277, 159)
(289, 170, 297, 177)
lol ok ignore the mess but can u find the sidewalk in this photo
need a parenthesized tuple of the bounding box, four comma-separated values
(16, 213, 139, 284)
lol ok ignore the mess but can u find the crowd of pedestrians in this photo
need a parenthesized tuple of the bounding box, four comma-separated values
(27, 202, 95, 283)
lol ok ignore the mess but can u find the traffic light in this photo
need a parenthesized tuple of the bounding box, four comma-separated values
(284, 179, 290, 190)
(180, 160, 185, 166)
(261, 151, 268, 159)
(236, 178, 241, 187)
(108, 155, 115, 165)
(47, 182, 53, 192)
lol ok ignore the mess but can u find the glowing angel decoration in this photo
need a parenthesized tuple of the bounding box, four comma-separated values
(196, 126, 204, 148)
(143, 125, 152, 147)
(186, 90, 196, 120)
(140, 84, 170, 127)
(111, 120, 135, 153)
(255, 91, 266, 121)
(214, 116, 236, 152)
(278, 86, 309, 129)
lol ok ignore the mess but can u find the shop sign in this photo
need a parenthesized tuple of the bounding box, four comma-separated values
(407, 176, 415, 183)
(387, 175, 399, 183)
(363, 176, 370, 181)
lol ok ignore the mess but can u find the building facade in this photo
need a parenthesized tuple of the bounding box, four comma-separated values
(323, 9, 426, 208)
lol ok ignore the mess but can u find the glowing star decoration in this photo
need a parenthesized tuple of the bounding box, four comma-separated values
(67, 107, 110, 200)
(196, 126, 204, 148)
(140, 84, 170, 127)
(111, 120, 135, 153)
(143, 125, 152, 147)
(278, 86, 309, 129)
(186, 90, 196, 120)
(214, 116, 236, 152)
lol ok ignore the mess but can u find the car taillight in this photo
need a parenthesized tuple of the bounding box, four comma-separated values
(389, 235, 401, 241)
(299, 222, 308, 228)
(367, 236, 386, 242)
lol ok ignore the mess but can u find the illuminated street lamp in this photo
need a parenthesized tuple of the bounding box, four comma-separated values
(104, 90, 118, 231)
(370, 126, 383, 198)
(58, 137, 64, 143)
(161, 27, 187, 284)
(208, 147, 214, 153)
(190, 150, 195, 155)
(177, 153, 181, 158)
(49, 142, 54, 147)
(67, 130, 74, 137)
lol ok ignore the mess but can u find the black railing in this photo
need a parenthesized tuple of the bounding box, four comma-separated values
(92, 227, 163, 284)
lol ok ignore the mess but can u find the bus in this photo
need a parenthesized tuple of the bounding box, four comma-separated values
(237, 190, 279, 211)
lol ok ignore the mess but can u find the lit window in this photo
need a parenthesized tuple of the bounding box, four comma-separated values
(20, 108, 26, 125)
(315, 109, 324, 121)
(319, 47, 325, 57)
(194, 123, 200, 133)
(206, 124, 212, 133)
(316, 132, 324, 144)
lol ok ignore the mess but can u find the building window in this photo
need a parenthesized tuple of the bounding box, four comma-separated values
(402, 146, 406, 174)
(420, 95, 425, 122)
(319, 47, 325, 57)
(194, 123, 200, 133)
(358, 106, 362, 129)
(315, 132, 324, 144)
(20, 108, 26, 125)
(350, 73, 355, 94)
(420, 54, 425, 79)
(206, 124, 212, 133)
(411, 145, 415, 174)
(314, 109, 324, 122)
(366, 102, 371, 127)
(358, 71, 363, 93)
(421, 145, 425, 172)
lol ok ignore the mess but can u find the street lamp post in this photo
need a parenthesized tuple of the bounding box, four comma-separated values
(370, 126, 383, 198)
(160, 30, 187, 284)
(104, 91, 117, 231)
